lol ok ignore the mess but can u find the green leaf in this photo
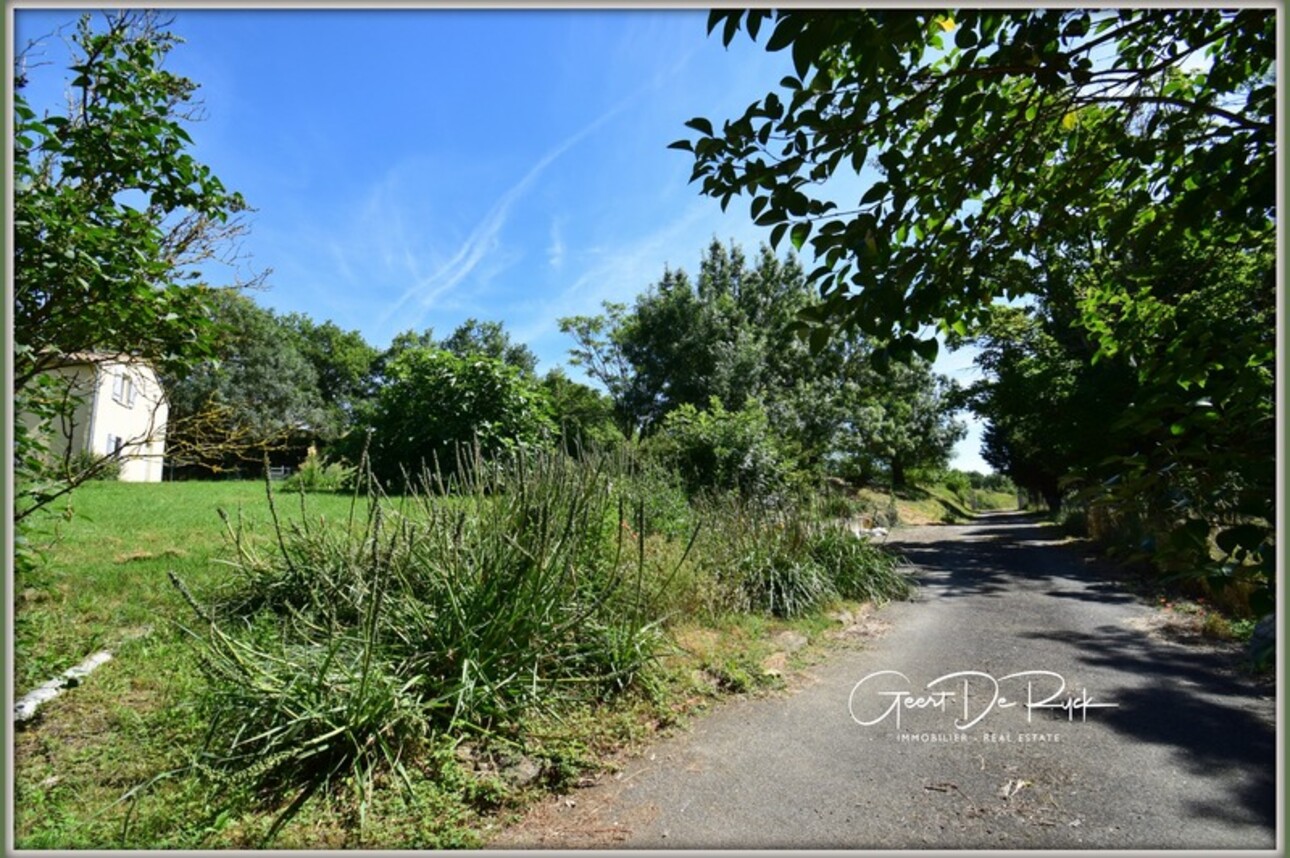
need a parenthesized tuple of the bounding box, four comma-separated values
(912, 337, 939, 363)
(790, 221, 811, 251)
(765, 17, 801, 53)
(860, 182, 889, 205)
(770, 222, 788, 250)
(723, 13, 742, 46)
(684, 117, 714, 137)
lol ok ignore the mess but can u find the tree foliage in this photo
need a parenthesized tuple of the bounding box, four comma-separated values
(650, 397, 797, 500)
(366, 349, 554, 488)
(682, 9, 1275, 611)
(541, 369, 623, 454)
(438, 318, 539, 377)
(562, 240, 965, 488)
(675, 9, 1274, 356)
(281, 314, 379, 439)
(14, 12, 253, 391)
(14, 12, 253, 516)
(164, 291, 328, 471)
(841, 356, 966, 489)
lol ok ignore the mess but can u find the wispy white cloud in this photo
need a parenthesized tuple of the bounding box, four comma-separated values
(375, 97, 636, 333)
(511, 198, 716, 354)
(548, 217, 567, 270)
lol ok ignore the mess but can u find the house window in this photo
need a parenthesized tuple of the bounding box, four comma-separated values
(105, 434, 124, 456)
(111, 370, 137, 407)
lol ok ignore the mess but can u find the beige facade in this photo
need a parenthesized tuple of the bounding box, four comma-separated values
(21, 356, 169, 483)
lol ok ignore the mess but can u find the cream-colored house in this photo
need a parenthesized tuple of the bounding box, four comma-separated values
(21, 354, 169, 482)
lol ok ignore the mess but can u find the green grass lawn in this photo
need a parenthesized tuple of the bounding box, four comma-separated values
(16, 480, 367, 694)
(855, 482, 1017, 526)
(13, 481, 382, 847)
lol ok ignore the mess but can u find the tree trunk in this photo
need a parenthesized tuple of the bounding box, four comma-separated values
(891, 457, 907, 490)
(1042, 482, 1063, 514)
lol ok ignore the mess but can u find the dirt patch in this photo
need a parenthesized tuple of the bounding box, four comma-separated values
(895, 504, 945, 526)
(825, 602, 893, 642)
(114, 548, 187, 564)
(1122, 611, 1243, 656)
(673, 627, 721, 656)
(487, 758, 664, 848)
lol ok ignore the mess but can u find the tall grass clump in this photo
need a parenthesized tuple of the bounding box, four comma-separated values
(692, 495, 913, 619)
(281, 449, 356, 493)
(172, 446, 686, 841)
(804, 525, 913, 603)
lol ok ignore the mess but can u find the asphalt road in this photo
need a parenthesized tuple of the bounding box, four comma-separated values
(491, 512, 1280, 850)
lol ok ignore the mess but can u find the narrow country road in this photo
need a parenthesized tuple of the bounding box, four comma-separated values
(491, 512, 1279, 850)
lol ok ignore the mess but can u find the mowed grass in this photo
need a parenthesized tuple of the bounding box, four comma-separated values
(16, 480, 367, 694)
(14, 481, 374, 847)
(855, 483, 1017, 526)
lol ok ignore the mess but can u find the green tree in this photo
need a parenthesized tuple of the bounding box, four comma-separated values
(563, 241, 823, 438)
(649, 397, 797, 500)
(14, 11, 252, 514)
(1076, 242, 1274, 609)
(541, 369, 623, 454)
(960, 242, 1272, 604)
(280, 314, 378, 439)
(374, 320, 537, 390)
(959, 305, 1108, 510)
(681, 9, 1275, 610)
(563, 240, 966, 485)
(558, 304, 639, 439)
(439, 318, 539, 376)
(842, 356, 966, 489)
(675, 9, 1274, 356)
(164, 291, 327, 471)
(366, 348, 554, 488)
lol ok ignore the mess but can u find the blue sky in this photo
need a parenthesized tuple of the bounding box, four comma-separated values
(14, 8, 991, 472)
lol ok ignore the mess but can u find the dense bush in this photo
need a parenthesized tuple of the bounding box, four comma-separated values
(692, 496, 913, 619)
(648, 398, 797, 501)
(171, 444, 910, 840)
(365, 348, 554, 488)
(174, 448, 680, 836)
(66, 450, 122, 481)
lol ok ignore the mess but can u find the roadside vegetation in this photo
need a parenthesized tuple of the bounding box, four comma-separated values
(16, 452, 916, 848)
(12, 17, 964, 845)
(679, 9, 1274, 648)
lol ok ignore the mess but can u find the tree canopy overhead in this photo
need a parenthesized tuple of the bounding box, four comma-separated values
(673, 9, 1276, 356)
(14, 11, 254, 391)
(674, 10, 1276, 609)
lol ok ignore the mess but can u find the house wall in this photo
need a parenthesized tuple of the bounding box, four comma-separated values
(19, 358, 169, 483)
(93, 361, 168, 483)
(17, 363, 98, 465)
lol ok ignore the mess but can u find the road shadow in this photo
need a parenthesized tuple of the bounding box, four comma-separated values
(888, 515, 1117, 599)
(1017, 622, 1276, 832)
(889, 515, 1275, 835)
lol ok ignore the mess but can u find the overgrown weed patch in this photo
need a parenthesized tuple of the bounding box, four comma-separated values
(14, 454, 913, 847)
